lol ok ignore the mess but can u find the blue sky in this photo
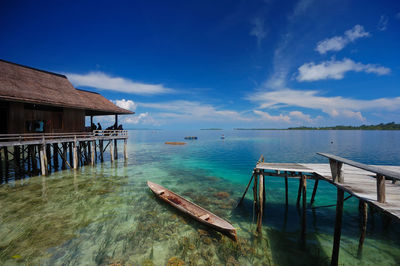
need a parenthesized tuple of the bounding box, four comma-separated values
(1, 0, 400, 129)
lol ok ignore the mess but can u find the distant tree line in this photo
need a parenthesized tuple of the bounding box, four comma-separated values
(287, 122, 400, 130)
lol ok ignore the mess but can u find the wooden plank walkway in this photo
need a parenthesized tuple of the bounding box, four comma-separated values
(256, 162, 400, 220)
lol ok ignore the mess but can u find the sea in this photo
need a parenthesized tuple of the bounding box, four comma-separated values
(1, 129, 400, 265)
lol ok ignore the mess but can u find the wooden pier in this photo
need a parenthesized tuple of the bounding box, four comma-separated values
(239, 153, 400, 266)
(0, 130, 128, 182)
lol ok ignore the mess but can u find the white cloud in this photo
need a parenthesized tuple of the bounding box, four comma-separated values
(250, 17, 267, 46)
(123, 112, 159, 125)
(254, 110, 291, 122)
(139, 100, 252, 122)
(113, 99, 137, 111)
(315, 25, 370, 54)
(297, 58, 390, 81)
(66, 71, 173, 95)
(247, 88, 400, 120)
(378, 15, 389, 31)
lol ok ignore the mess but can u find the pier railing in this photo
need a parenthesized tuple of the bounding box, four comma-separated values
(318, 152, 400, 203)
(0, 130, 128, 147)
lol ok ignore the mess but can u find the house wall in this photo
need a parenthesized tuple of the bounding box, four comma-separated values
(4, 101, 85, 134)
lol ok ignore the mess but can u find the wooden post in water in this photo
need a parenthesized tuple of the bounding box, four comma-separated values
(0, 148, 3, 180)
(14, 146, 21, 177)
(110, 140, 114, 163)
(53, 144, 59, 171)
(310, 178, 319, 205)
(296, 172, 303, 207)
(331, 188, 344, 266)
(114, 114, 118, 160)
(100, 140, 104, 162)
(285, 172, 289, 206)
(253, 171, 258, 214)
(357, 201, 368, 259)
(124, 139, 128, 160)
(256, 171, 264, 234)
(4, 147, 9, 180)
(91, 140, 95, 166)
(73, 137, 78, 169)
(238, 172, 254, 206)
(40, 137, 48, 176)
(46, 144, 51, 173)
(62, 143, 67, 170)
(329, 159, 343, 183)
(301, 174, 307, 242)
(69, 142, 73, 167)
(376, 174, 385, 203)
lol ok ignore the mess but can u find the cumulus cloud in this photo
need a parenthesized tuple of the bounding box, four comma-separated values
(139, 100, 252, 122)
(247, 88, 400, 121)
(253, 110, 291, 122)
(66, 71, 173, 95)
(297, 58, 390, 81)
(113, 99, 137, 111)
(250, 17, 267, 47)
(315, 25, 370, 54)
(378, 15, 389, 31)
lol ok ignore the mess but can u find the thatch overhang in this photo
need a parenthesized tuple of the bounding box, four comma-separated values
(0, 59, 134, 116)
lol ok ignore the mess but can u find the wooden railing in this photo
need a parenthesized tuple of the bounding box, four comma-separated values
(0, 130, 128, 146)
(318, 152, 400, 203)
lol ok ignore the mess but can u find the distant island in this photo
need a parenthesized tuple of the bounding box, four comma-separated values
(235, 122, 400, 131)
(200, 128, 223, 130)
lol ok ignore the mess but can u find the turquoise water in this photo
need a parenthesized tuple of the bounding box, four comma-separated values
(1, 130, 400, 265)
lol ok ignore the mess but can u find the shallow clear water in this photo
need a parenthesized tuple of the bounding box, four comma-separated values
(1, 130, 400, 265)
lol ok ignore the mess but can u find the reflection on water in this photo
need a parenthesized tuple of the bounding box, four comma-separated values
(1, 130, 400, 265)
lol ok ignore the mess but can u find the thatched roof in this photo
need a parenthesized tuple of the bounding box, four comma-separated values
(0, 59, 134, 115)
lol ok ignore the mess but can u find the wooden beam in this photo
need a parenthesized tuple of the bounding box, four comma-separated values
(285, 172, 288, 206)
(237, 173, 254, 206)
(110, 140, 114, 162)
(257, 172, 264, 234)
(301, 174, 307, 243)
(357, 201, 368, 259)
(297, 172, 303, 207)
(329, 159, 343, 183)
(73, 137, 78, 169)
(310, 178, 319, 205)
(377, 174, 385, 203)
(124, 139, 128, 160)
(253, 172, 258, 214)
(4, 147, 9, 180)
(331, 188, 344, 266)
(91, 140, 95, 166)
(99, 140, 104, 162)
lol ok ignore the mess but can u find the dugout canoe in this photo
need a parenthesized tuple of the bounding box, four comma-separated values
(147, 181, 237, 240)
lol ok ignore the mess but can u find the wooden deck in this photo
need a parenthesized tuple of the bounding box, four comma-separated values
(256, 162, 400, 220)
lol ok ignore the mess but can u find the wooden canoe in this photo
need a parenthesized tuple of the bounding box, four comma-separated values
(147, 181, 237, 240)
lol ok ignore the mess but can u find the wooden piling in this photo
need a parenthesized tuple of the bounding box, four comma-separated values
(40, 144, 48, 176)
(310, 178, 319, 205)
(257, 171, 264, 234)
(91, 140, 95, 166)
(53, 143, 59, 171)
(110, 140, 114, 162)
(27, 145, 32, 174)
(296, 172, 303, 207)
(331, 188, 344, 266)
(253, 172, 259, 214)
(0, 148, 3, 180)
(329, 159, 343, 183)
(376, 174, 385, 203)
(357, 201, 368, 259)
(238, 172, 254, 206)
(14, 146, 21, 177)
(62, 143, 67, 169)
(46, 144, 51, 173)
(301, 174, 307, 242)
(285, 172, 288, 206)
(124, 139, 128, 160)
(73, 137, 78, 169)
(4, 147, 9, 180)
(100, 140, 104, 162)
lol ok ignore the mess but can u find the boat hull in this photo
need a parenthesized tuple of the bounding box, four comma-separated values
(147, 181, 237, 240)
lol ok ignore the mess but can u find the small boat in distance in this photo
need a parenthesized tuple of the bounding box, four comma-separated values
(147, 181, 237, 240)
(221, 134, 225, 139)
(184, 136, 198, 140)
